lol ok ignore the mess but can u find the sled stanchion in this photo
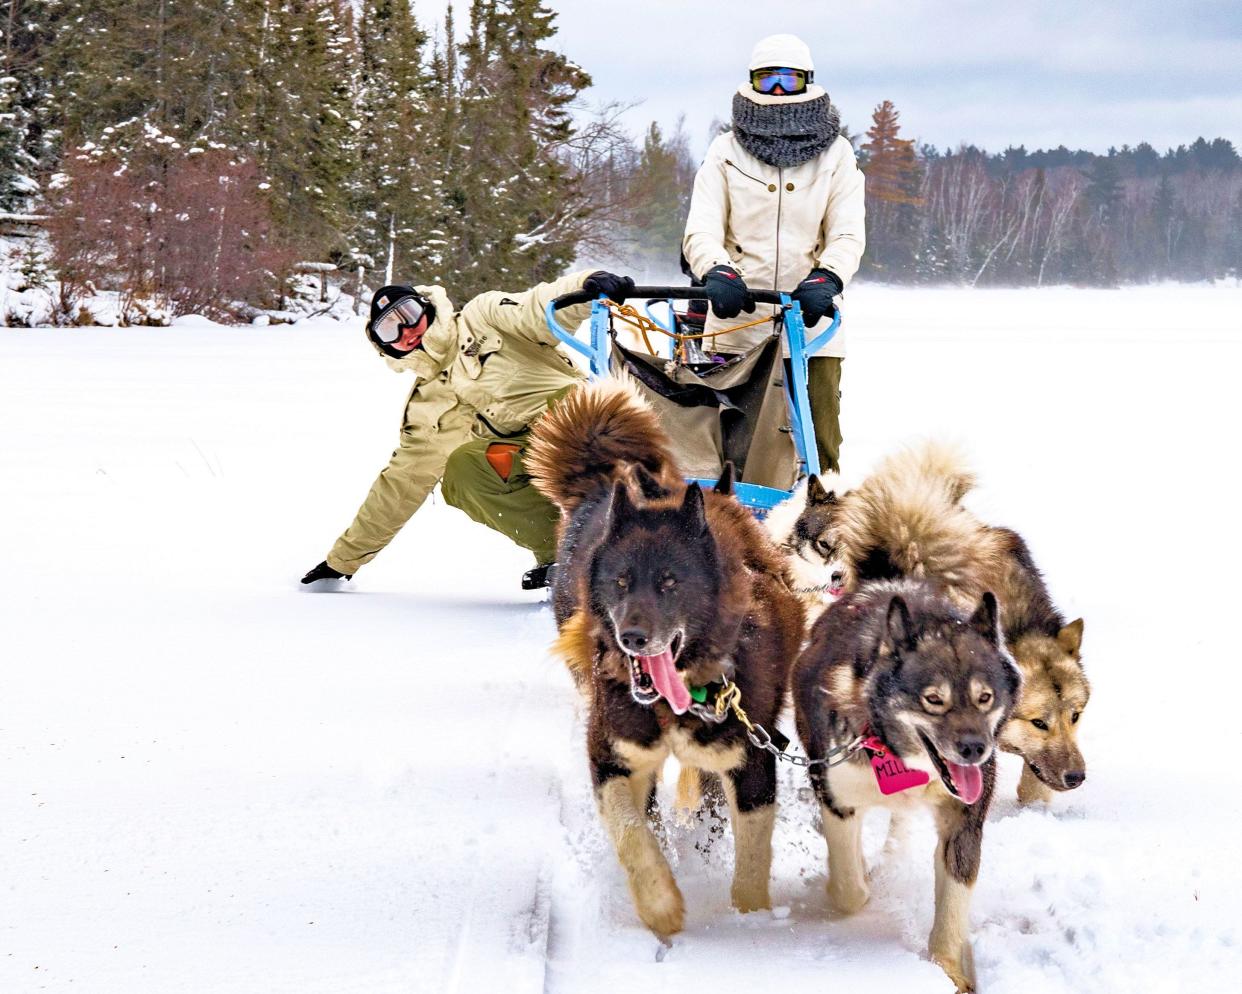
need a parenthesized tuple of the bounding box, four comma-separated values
(805, 307, 842, 357)
(784, 296, 822, 480)
(543, 296, 612, 376)
(589, 298, 611, 376)
(641, 299, 673, 334)
(544, 299, 594, 361)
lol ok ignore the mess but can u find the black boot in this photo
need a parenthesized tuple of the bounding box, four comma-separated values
(521, 563, 557, 590)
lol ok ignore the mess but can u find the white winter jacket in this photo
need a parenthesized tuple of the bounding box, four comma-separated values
(683, 95, 866, 357)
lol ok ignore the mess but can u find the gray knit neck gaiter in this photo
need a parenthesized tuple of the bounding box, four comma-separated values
(730, 92, 841, 168)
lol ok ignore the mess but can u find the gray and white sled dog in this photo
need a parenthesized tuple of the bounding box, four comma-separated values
(794, 578, 1022, 992)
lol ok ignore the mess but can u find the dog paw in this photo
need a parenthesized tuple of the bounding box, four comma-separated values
(931, 941, 977, 992)
(730, 881, 771, 914)
(827, 876, 870, 915)
(633, 868, 685, 939)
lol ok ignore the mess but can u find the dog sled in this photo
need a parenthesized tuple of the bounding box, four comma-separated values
(545, 285, 840, 514)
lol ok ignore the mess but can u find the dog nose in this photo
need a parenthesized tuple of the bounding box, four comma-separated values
(954, 737, 988, 763)
(620, 630, 649, 653)
(1063, 770, 1086, 788)
(831, 571, 844, 586)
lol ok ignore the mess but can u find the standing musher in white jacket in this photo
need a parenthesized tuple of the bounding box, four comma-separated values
(683, 33, 865, 474)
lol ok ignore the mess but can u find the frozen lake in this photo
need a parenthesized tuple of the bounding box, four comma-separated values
(3, 282, 1240, 993)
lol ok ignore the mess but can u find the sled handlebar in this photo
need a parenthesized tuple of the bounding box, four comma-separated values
(551, 285, 790, 310)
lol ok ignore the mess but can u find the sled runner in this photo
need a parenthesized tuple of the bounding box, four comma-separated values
(545, 285, 840, 514)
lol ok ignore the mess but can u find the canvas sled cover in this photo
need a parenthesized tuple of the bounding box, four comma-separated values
(610, 336, 798, 491)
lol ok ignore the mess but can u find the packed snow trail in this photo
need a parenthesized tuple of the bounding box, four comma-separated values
(3, 285, 1241, 993)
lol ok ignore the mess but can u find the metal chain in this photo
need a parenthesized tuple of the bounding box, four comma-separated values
(693, 674, 866, 769)
(744, 723, 865, 768)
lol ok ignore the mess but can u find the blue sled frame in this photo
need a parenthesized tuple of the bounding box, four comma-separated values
(543, 288, 840, 515)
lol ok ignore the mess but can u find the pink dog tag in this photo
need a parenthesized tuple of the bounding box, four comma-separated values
(861, 735, 930, 795)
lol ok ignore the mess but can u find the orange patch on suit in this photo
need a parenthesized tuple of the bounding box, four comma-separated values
(486, 443, 521, 481)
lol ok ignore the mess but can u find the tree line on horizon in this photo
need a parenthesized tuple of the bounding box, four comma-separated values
(2, 2, 1240, 325)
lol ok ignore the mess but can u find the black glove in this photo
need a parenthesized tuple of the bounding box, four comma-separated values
(791, 268, 843, 326)
(703, 265, 756, 320)
(301, 560, 352, 584)
(583, 271, 635, 303)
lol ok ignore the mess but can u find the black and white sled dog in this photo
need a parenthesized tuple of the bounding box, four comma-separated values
(762, 473, 849, 622)
(793, 578, 1021, 992)
(526, 376, 804, 939)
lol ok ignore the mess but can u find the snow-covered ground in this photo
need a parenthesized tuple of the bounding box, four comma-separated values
(3, 283, 1241, 993)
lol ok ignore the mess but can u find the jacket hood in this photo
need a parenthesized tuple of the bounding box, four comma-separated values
(375, 284, 458, 377)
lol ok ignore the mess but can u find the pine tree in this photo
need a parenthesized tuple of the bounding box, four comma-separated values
(1150, 171, 1180, 270)
(1083, 156, 1123, 225)
(1226, 190, 1242, 284)
(861, 101, 921, 205)
(1, 0, 66, 208)
(860, 100, 922, 278)
(253, 0, 359, 257)
(625, 121, 694, 271)
(353, 0, 436, 279)
(440, 0, 591, 299)
(0, 74, 24, 211)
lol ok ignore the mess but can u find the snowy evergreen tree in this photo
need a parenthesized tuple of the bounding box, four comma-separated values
(437, 0, 591, 299)
(624, 120, 695, 273)
(252, 0, 359, 257)
(353, 0, 436, 279)
(1, 0, 63, 210)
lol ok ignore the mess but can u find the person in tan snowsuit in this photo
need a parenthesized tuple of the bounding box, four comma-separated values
(301, 270, 633, 590)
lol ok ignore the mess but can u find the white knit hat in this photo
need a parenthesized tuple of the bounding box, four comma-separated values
(748, 34, 814, 72)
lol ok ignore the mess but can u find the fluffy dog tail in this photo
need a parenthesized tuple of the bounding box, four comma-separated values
(527, 374, 680, 512)
(885, 440, 976, 505)
(837, 441, 1001, 591)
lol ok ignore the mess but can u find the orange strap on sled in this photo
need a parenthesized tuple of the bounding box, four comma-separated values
(603, 301, 777, 362)
(485, 443, 521, 481)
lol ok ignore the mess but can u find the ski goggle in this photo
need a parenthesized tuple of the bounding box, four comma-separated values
(371, 294, 428, 348)
(750, 67, 811, 95)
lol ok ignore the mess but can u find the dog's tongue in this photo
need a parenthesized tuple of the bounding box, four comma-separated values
(947, 762, 984, 804)
(640, 649, 691, 714)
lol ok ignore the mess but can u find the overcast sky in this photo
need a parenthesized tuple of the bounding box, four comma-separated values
(416, 0, 1242, 159)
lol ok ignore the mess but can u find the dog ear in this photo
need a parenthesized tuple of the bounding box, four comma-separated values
(885, 595, 916, 657)
(714, 461, 736, 496)
(969, 591, 1002, 646)
(679, 482, 709, 537)
(605, 479, 637, 535)
(633, 465, 669, 501)
(807, 474, 837, 506)
(1057, 618, 1084, 658)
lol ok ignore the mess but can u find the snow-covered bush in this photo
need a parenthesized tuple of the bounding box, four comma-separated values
(46, 149, 293, 323)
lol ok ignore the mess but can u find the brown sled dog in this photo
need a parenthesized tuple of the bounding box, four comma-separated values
(527, 377, 804, 938)
(793, 579, 1022, 991)
(793, 443, 1089, 803)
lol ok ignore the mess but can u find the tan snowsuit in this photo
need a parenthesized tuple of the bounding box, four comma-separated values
(325, 271, 594, 575)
